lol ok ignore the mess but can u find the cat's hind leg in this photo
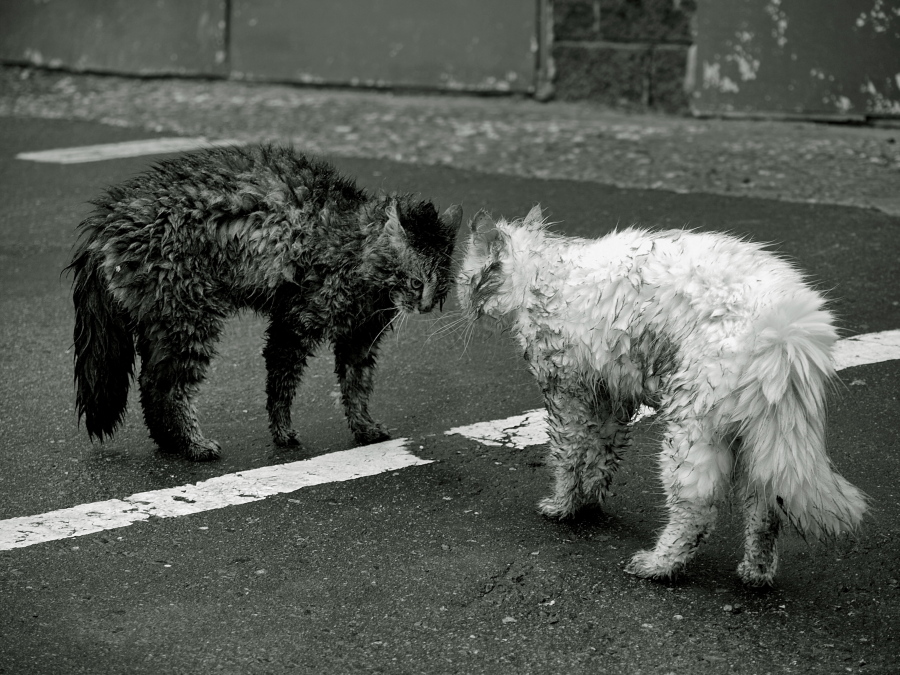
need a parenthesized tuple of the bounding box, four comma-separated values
(626, 418, 733, 580)
(736, 485, 781, 587)
(332, 326, 391, 445)
(137, 324, 222, 461)
(264, 317, 323, 447)
(537, 385, 630, 519)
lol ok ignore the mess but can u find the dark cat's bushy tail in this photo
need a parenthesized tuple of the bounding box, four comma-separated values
(69, 248, 135, 441)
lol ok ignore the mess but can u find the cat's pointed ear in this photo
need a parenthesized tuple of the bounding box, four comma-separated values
(441, 204, 463, 235)
(469, 209, 494, 235)
(384, 199, 405, 243)
(469, 209, 500, 258)
(523, 204, 544, 227)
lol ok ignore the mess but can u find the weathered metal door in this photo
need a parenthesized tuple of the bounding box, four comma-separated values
(229, 0, 538, 93)
(691, 0, 900, 120)
(0, 0, 228, 76)
(0, 1, 537, 94)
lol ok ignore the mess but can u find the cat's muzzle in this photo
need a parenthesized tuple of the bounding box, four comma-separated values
(414, 286, 439, 313)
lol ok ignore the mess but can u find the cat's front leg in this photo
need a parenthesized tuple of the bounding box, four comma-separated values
(264, 318, 322, 447)
(537, 381, 629, 519)
(333, 329, 391, 445)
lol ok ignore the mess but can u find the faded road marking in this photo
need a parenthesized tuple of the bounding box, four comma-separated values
(15, 137, 242, 164)
(0, 440, 429, 551)
(446, 405, 654, 450)
(447, 409, 550, 449)
(832, 329, 900, 371)
(2, 332, 897, 551)
(447, 330, 900, 449)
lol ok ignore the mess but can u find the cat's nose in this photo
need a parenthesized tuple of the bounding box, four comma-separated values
(418, 286, 435, 313)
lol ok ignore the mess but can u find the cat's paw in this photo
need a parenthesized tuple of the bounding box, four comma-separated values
(537, 496, 578, 520)
(184, 437, 222, 462)
(737, 560, 777, 588)
(353, 424, 392, 445)
(624, 550, 682, 581)
(272, 428, 301, 447)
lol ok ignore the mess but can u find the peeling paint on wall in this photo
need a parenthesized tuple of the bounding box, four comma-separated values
(864, 78, 900, 114)
(726, 32, 761, 81)
(855, 0, 900, 33)
(765, 0, 789, 48)
(703, 61, 740, 93)
(823, 93, 854, 114)
(693, 0, 900, 118)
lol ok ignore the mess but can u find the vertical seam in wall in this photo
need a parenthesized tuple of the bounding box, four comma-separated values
(534, 0, 556, 100)
(223, 0, 233, 76)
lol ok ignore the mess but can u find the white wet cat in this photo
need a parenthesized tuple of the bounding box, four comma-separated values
(456, 206, 867, 585)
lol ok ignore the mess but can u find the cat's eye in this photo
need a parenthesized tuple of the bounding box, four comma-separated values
(409, 278, 423, 290)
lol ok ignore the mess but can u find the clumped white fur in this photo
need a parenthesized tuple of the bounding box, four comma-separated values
(457, 206, 867, 586)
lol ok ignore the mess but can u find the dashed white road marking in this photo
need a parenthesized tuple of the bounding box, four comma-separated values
(0, 330, 897, 552)
(15, 137, 242, 164)
(0, 440, 428, 551)
(832, 329, 900, 371)
(447, 329, 900, 449)
(448, 408, 550, 449)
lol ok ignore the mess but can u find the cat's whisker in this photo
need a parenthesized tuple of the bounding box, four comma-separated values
(429, 317, 465, 336)
(430, 320, 473, 346)
(457, 318, 477, 358)
(393, 311, 410, 344)
(368, 310, 404, 352)
(425, 313, 468, 342)
(351, 303, 395, 326)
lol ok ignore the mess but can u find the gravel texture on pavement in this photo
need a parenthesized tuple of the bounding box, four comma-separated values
(2, 65, 899, 216)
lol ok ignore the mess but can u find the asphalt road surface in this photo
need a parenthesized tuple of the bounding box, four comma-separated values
(1, 117, 898, 674)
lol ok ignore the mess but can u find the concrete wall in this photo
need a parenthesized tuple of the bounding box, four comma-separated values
(0, 0, 536, 94)
(229, 0, 536, 92)
(0, 0, 227, 76)
(1, 1, 897, 118)
(691, 0, 900, 120)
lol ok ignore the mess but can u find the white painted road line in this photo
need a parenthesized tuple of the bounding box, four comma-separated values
(15, 137, 243, 164)
(447, 408, 549, 449)
(447, 330, 900, 449)
(832, 329, 900, 371)
(1, 330, 897, 552)
(445, 405, 655, 449)
(0, 440, 429, 551)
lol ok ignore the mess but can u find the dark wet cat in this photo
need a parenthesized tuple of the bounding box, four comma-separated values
(68, 144, 462, 460)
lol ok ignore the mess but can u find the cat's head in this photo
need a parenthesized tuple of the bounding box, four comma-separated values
(381, 198, 463, 313)
(456, 205, 544, 320)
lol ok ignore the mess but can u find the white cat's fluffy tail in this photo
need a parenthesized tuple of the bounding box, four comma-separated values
(731, 294, 867, 538)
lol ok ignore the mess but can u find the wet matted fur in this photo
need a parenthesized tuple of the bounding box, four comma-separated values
(67, 144, 462, 460)
(456, 206, 867, 586)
